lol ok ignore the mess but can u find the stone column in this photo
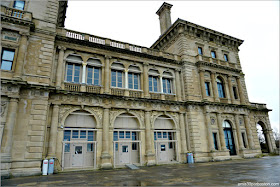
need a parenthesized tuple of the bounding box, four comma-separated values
(236, 77, 245, 104)
(217, 113, 227, 150)
(1, 98, 19, 159)
(81, 62, 87, 84)
(14, 33, 28, 78)
(143, 62, 149, 98)
(124, 69, 129, 96)
(175, 69, 182, 101)
(234, 114, 245, 149)
(264, 129, 273, 153)
(145, 111, 155, 166)
(55, 46, 66, 87)
(232, 128, 239, 154)
(184, 113, 191, 151)
(101, 108, 112, 169)
(160, 76, 163, 93)
(227, 75, 234, 103)
(210, 71, 220, 102)
(199, 69, 207, 100)
(179, 113, 188, 155)
(244, 115, 255, 149)
(224, 76, 231, 103)
(204, 108, 214, 152)
(104, 56, 111, 94)
(47, 104, 59, 157)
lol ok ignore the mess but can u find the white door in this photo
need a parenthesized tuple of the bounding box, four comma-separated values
(158, 142, 168, 162)
(72, 143, 84, 167)
(119, 143, 130, 164)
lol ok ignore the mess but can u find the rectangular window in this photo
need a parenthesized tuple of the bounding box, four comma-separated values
(128, 72, 140, 90)
(119, 131, 124, 139)
(154, 132, 157, 140)
(13, 0, 25, 10)
(224, 54, 228, 62)
(1, 48, 15, 71)
(87, 143, 93, 152)
(134, 74, 139, 89)
(217, 83, 225, 98)
(87, 67, 100, 85)
(111, 70, 116, 87)
(233, 86, 238, 99)
(125, 131, 130, 139)
(72, 130, 79, 139)
(162, 78, 172, 94)
(132, 132, 137, 140)
(153, 77, 158, 92)
(117, 71, 123, 87)
(94, 68, 100, 85)
(213, 133, 218, 150)
(242, 133, 247, 148)
(157, 132, 162, 138)
(88, 131, 94, 141)
(113, 131, 118, 141)
(149, 76, 153, 91)
(65, 143, 70, 152)
(111, 70, 123, 88)
(198, 47, 203, 55)
(66, 63, 81, 83)
(63, 130, 71, 141)
(132, 143, 137, 150)
(211, 51, 216, 58)
(205, 82, 211, 96)
(149, 76, 159, 92)
(163, 132, 167, 139)
(80, 131, 86, 138)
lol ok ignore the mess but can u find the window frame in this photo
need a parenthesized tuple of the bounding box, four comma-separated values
(217, 78, 225, 98)
(213, 132, 219, 150)
(162, 77, 173, 94)
(86, 65, 101, 86)
(149, 75, 160, 93)
(233, 86, 238, 99)
(198, 47, 203, 55)
(128, 71, 140, 90)
(224, 54, 229, 62)
(211, 51, 216, 59)
(205, 82, 211, 96)
(65, 63, 82, 83)
(1, 48, 16, 71)
(13, 0, 25, 10)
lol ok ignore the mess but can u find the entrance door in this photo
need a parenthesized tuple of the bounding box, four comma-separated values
(158, 142, 168, 162)
(72, 143, 84, 167)
(224, 129, 236, 155)
(119, 143, 130, 164)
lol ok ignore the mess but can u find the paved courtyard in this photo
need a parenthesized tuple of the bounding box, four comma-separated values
(1, 156, 280, 186)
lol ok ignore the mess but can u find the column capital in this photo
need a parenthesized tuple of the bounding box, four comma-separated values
(9, 98, 19, 103)
(58, 46, 66, 51)
(199, 69, 205, 73)
(19, 31, 29, 37)
(82, 62, 87, 66)
(210, 71, 217, 75)
(175, 68, 181, 72)
(143, 62, 149, 66)
(105, 55, 112, 59)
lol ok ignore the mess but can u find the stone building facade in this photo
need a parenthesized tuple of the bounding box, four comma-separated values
(0, 1, 276, 177)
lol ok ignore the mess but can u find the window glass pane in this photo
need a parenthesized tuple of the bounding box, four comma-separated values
(63, 130, 71, 141)
(168, 132, 172, 140)
(87, 67, 93, 84)
(2, 50, 15, 61)
(94, 68, 100, 85)
(87, 143, 94, 152)
(132, 132, 136, 140)
(162, 79, 167, 93)
(134, 74, 139, 89)
(1, 61, 12, 70)
(111, 71, 116, 87)
(125, 131, 130, 139)
(154, 132, 157, 140)
(132, 143, 137, 150)
(167, 79, 171, 93)
(72, 130, 79, 138)
(157, 132, 162, 138)
(117, 71, 122, 87)
(80, 130, 86, 138)
(163, 132, 167, 138)
(198, 47, 203, 55)
(66, 64, 73, 82)
(74, 65, 80, 83)
(149, 76, 153, 91)
(115, 143, 118, 151)
(88, 131, 94, 141)
(14, 1, 25, 10)
(211, 51, 216, 58)
(224, 54, 228, 61)
(119, 131, 124, 139)
(153, 77, 158, 92)
(114, 131, 118, 141)
(65, 143, 70, 152)
(122, 145, 128, 152)
(128, 73, 133, 89)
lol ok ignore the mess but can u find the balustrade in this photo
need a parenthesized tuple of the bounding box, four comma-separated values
(86, 85, 101, 94)
(64, 83, 81, 92)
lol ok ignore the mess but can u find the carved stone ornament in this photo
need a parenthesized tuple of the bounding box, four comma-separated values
(1, 102, 7, 117)
(211, 118, 215, 125)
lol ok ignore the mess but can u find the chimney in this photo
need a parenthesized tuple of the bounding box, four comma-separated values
(156, 2, 173, 35)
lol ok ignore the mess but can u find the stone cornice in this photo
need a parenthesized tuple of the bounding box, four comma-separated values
(196, 61, 242, 73)
(56, 35, 181, 65)
(1, 15, 34, 28)
(151, 18, 244, 51)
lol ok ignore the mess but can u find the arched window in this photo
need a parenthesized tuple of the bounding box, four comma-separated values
(65, 54, 82, 83)
(148, 69, 160, 92)
(222, 120, 231, 128)
(217, 77, 225, 98)
(162, 71, 174, 94)
(128, 65, 141, 90)
(86, 58, 102, 85)
(111, 62, 124, 88)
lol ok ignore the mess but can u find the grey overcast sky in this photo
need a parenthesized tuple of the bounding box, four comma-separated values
(65, 1, 279, 132)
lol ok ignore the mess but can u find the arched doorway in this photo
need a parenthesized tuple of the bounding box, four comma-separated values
(62, 110, 97, 169)
(256, 122, 270, 153)
(113, 113, 141, 167)
(154, 115, 178, 163)
(223, 120, 236, 155)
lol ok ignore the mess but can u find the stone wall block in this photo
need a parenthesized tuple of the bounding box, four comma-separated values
(24, 153, 42, 159)
(28, 130, 44, 136)
(27, 141, 43, 147)
(30, 135, 44, 142)
(33, 105, 48, 110)
(31, 125, 45, 131)
(29, 147, 43, 153)
(31, 110, 47, 115)
(29, 120, 45, 125)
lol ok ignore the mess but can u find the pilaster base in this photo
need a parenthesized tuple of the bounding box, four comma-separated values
(101, 153, 112, 169)
(145, 152, 156, 166)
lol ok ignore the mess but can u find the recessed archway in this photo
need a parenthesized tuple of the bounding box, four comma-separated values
(256, 121, 271, 153)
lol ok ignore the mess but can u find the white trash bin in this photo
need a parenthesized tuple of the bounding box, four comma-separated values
(42, 159, 48, 175)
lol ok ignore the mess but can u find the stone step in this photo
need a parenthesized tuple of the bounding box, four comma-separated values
(125, 164, 139, 170)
